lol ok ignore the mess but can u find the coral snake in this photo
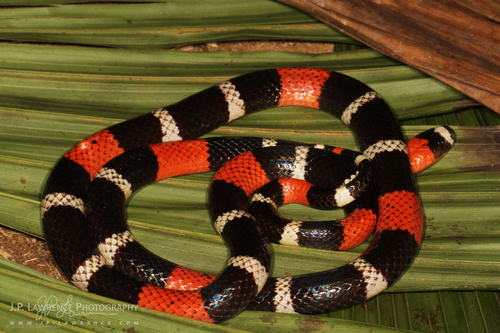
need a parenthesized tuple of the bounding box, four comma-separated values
(41, 68, 455, 323)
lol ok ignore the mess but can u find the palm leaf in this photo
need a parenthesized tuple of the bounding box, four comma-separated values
(0, 1, 499, 332)
(0, 0, 356, 48)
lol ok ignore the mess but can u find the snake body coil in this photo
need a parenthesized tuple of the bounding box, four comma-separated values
(42, 68, 454, 322)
